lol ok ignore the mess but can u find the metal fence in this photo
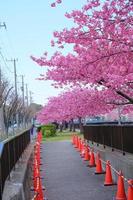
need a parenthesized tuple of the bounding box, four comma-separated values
(83, 125, 133, 155)
(0, 129, 31, 200)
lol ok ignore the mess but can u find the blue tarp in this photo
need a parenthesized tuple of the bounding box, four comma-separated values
(0, 142, 4, 157)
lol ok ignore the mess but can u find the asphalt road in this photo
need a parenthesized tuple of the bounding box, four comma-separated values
(41, 141, 117, 200)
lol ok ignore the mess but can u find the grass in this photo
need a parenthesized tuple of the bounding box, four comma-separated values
(42, 130, 83, 142)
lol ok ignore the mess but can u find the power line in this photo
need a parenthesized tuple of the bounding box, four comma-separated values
(0, 22, 14, 75)
(0, 37, 13, 63)
(5, 26, 16, 58)
(0, 22, 14, 55)
(0, 51, 13, 74)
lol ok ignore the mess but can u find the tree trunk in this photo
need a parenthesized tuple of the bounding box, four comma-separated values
(59, 123, 63, 132)
(72, 123, 75, 132)
(78, 117, 83, 134)
(0, 106, 6, 137)
(69, 119, 73, 132)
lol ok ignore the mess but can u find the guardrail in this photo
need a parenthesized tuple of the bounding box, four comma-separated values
(0, 129, 31, 200)
(83, 125, 133, 155)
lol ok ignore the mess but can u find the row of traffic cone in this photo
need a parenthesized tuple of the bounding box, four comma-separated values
(72, 135, 133, 200)
(32, 131, 44, 200)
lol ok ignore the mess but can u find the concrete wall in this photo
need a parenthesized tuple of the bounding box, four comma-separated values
(2, 143, 34, 200)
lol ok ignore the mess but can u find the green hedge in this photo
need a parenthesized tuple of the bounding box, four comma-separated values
(41, 124, 56, 137)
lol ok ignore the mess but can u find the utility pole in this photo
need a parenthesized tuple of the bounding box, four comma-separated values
(14, 59, 18, 97)
(21, 75, 25, 128)
(29, 91, 33, 105)
(0, 22, 6, 137)
(21, 75, 25, 107)
(25, 84, 28, 107)
(7, 58, 18, 128)
(25, 84, 29, 127)
(7, 58, 18, 97)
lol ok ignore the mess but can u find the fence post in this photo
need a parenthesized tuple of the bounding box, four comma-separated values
(120, 126, 125, 155)
(111, 126, 114, 151)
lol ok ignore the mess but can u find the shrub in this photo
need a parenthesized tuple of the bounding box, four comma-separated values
(41, 124, 56, 137)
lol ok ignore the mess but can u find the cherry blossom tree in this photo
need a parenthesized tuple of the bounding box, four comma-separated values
(32, 0, 133, 105)
(37, 88, 118, 131)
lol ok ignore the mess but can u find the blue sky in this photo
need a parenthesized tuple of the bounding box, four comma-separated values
(0, 0, 84, 105)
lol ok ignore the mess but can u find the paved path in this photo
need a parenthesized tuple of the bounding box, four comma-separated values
(41, 141, 117, 200)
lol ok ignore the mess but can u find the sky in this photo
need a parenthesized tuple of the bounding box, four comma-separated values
(0, 0, 84, 105)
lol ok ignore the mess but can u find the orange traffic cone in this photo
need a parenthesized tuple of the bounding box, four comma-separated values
(95, 153, 105, 174)
(33, 163, 40, 190)
(115, 171, 127, 200)
(35, 177, 43, 200)
(79, 140, 83, 153)
(77, 138, 81, 151)
(104, 160, 116, 186)
(127, 180, 133, 200)
(84, 146, 90, 161)
(74, 136, 78, 148)
(38, 178, 44, 200)
(88, 150, 96, 167)
(80, 140, 84, 153)
(80, 143, 85, 158)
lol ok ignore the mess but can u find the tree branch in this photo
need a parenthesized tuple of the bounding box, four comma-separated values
(106, 101, 131, 105)
(116, 90, 133, 104)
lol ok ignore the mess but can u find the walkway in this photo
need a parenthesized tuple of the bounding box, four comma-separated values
(41, 141, 117, 200)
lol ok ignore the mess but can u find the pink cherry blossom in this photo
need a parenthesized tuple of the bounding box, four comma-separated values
(32, 0, 133, 124)
(32, 0, 133, 105)
(56, 0, 62, 4)
(51, 2, 56, 7)
(37, 88, 122, 124)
